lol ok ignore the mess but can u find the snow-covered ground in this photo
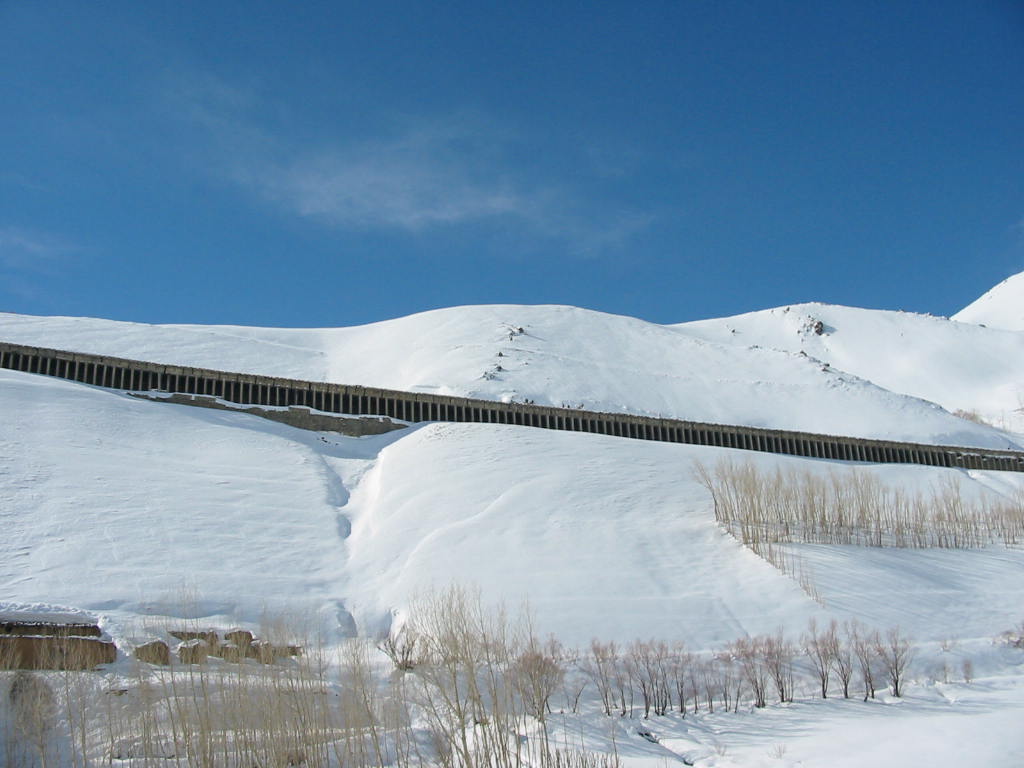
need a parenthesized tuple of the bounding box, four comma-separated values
(3, 367, 1023, 649)
(3, 300, 1021, 448)
(679, 302, 1024, 435)
(2, 270, 1024, 765)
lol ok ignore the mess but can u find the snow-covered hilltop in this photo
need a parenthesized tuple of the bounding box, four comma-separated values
(679, 301, 1024, 436)
(3, 272, 1023, 447)
(953, 269, 1024, 331)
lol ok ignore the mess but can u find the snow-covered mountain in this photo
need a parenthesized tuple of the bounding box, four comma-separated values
(2, 296, 1021, 448)
(953, 269, 1024, 331)
(2, 269, 1023, 639)
(2, 272, 1024, 766)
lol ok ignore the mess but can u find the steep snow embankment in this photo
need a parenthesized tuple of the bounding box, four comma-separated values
(0, 367, 397, 643)
(677, 302, 1024, 436)
(4, 368, 1024, 648)
(0, 306, 1015, 448)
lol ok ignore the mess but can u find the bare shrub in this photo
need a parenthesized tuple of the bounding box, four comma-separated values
(953, 408, 988, 425)
(552, 747, 620, 768)
(378, 624, 420, 671)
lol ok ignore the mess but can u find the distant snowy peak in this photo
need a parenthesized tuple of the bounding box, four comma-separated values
(953, 270, 1024, 331)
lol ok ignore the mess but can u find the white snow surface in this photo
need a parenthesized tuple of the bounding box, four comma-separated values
(953, 269, 1024, 331)
(679, 300, 1024, 434)
(4, 283, 1024, 766)
(2, 367, 1023, 650)
(1, 304, 1019, 448)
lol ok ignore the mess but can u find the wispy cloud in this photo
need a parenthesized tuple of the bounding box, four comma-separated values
(0, 227, 77, 272)
(160, 73, 655, 254)
(0, 226, 82, 303)
(244, 122, 530, 230)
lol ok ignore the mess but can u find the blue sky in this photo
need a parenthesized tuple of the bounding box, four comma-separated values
(1, 1, 1022, 327)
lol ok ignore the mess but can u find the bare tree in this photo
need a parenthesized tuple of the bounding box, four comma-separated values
(761, 631, 796, 703)
(698, 658, 720, 713)
(668, 642, 692, 716)
(830, 623, 855, 699)
(9, 671, 56, 768)
(628, 640, 672, 718)
(582, 640, 618, 716)
(732, 637, 768, 708)
(558, 646, 588, 714)
(512, 637, 564, 722)
(803, 619, 834, 699)
(875, 627, 915, 697)
(849, 621, 880, 700)
(962, 658, 974, 684)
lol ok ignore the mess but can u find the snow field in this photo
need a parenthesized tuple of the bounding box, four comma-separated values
(2, 301, 1019, 448)
(3, 273, 1024, 766)
(3, 367, 1023, 652)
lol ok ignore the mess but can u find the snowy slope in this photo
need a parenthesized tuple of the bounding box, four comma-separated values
(5, 286, 1024, 767)
(0, 306, 1017, 449)
(678, 302, 1024, 434)
(953, 269, 1024, 331)
(3, 367, 1023, 650)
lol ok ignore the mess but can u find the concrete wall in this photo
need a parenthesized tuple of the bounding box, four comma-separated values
(128, 392, 406, 436)
(2, 340, 1022, 473)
